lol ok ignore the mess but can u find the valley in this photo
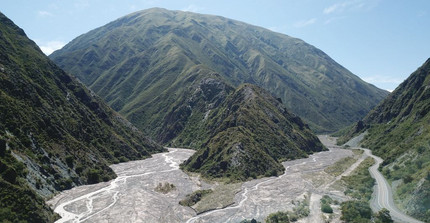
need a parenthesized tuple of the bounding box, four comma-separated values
(0, 5, 428, 223)
(48, 136, 369, 223)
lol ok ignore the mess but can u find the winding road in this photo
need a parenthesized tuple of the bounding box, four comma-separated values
(346, 134, 423, 223)
(364, 148, 423, 223)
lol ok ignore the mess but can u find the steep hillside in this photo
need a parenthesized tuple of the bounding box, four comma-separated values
(340, 59, 430, 222)
(181, 83, 325, 180)
(50, 8, 388, 134)
(0, 12, 162, 222)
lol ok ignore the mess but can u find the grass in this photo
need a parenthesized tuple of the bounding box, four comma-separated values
(324, 149, 362, 177)
(179, 189, 213, 207)
(341, 157, 375, 201)
(193, 183, 241, 213)
(339, 157, 376, 222)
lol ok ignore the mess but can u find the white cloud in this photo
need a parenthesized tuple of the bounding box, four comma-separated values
(294, 18, 317, 28)
(37, 11, 54, 17)
(181, 4, 204, 13)
(363, 75, 404, 85)
(323, 0, 380, 14)
(37, 41, 66, 55)
(324, 16, 346, 24)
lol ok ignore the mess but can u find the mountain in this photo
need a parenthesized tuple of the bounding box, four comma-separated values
(340, 59, 430, 222)
(0, 12, 163, 222)
(50, 8, 388, 134)
(180, 82, 325, 181)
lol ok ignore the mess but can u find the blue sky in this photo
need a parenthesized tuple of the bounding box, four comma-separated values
(2, 0, 429, 91)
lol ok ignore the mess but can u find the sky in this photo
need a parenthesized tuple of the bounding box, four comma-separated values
(1, 0, 429, 91)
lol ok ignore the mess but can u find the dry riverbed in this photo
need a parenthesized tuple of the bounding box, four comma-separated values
(48, 136, 362, 223)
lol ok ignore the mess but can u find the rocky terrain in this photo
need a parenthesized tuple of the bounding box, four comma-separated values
(49, 136, 368, 223)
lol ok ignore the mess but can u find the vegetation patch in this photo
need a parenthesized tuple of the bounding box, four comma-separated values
(0, 12, 163, 223)
(154, 182, 176, 194)
(320, 195, 334, 213)
(239, 219, 260, 223)
(341, 157, 375, 201)
(192, 183, 241, 214)
(340, 157, 393, 222)
(179, 189, 213, 207)
(324, 156, 357, 177)
(338, 58, 430, 222)
(265, 195, 310, 223)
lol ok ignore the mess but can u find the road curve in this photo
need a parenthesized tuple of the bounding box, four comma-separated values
(362, 148, 423, 223)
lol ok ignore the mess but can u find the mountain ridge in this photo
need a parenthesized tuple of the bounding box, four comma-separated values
(0, 12, 163, 222)
(50, 7, 388, 134)
(340, 58, 430, 222)
(181, 83, 325, 180)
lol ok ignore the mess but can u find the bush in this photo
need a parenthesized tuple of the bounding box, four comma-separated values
(341, 200, 372, 222)
(86, 169, 101, 184)
(65, 155, 74, 168)
(374, 208, 393, 223)
(179, 189, 213, 206)
(266, 211, 290, 223)
(321, 203, 333, 213)
(0, 138, 6, 156)
(240, 219, 260, 223)
(155, 182, 176, 194)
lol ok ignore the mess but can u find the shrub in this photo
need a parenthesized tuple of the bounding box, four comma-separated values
(321, 203, 333, 213)
(266, 211, 290, 223)
(374, 208, 393, 223)
(65, 155, 74, 168)
(155, 182, 176, 194)
(86, 169, 101, 184)
(179, 189, 213, 206)
(341, 200, 372, 222)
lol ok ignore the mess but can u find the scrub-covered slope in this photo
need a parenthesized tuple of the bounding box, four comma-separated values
(180, 83, 325, 181)
(50, 8, 388, 133)
(341, 59, 430, 222)
(0, 12, 162, 222)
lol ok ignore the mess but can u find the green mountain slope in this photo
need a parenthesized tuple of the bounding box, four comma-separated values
(341, 58, 430, 222)
(0, 12, 162, 222)
(134, 67, 324, 180)
(50, 8, 388, 134)
(181, 83, 325, 180)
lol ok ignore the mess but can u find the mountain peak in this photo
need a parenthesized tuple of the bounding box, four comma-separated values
(51, 8, 387, 133)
